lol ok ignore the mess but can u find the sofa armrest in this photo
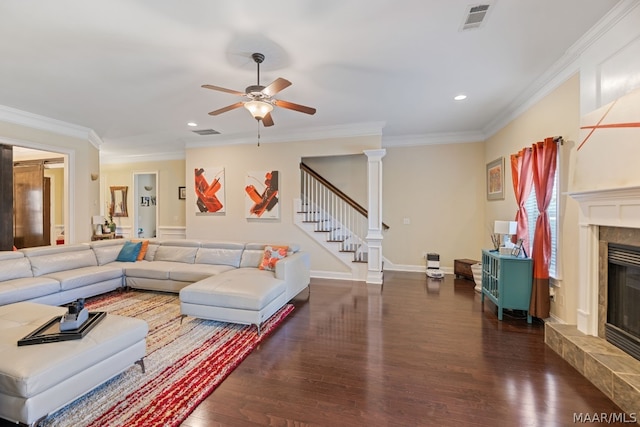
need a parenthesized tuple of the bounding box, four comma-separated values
(275, 251, 310, 300)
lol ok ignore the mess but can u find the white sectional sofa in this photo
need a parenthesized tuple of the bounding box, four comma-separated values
(0, 239, 311, 331)
(0, 245, 123, 306)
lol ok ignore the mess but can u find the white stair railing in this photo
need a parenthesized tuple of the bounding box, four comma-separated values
(300, 164, 368, 262)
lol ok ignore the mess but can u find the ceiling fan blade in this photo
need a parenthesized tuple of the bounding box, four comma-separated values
(201, 84, 245, 96)
(262, 78, 291, 97)
(274, 99, 317, 115)
(208, 102, 244, 116)
(262, 112, 274, 127)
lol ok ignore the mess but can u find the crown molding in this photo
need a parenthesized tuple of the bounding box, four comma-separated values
(100, 149, 185, 165)
(0, 104, 97, 143)
(382, 131, 485, 148)
(184, 121, 386, 149)
(482, 0, 639, 139)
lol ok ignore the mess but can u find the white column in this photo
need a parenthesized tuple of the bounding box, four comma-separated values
(577, 222, 599, 336)
(364, 149, 386, 285)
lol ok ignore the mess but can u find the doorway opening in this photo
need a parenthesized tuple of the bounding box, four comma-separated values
(12, 147, 67, 248)
(134, 172, 158, 239)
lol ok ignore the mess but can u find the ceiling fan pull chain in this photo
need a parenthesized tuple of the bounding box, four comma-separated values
(257, 120, 261, 147)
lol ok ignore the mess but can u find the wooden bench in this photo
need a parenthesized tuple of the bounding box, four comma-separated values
(454, 258, 479, 281)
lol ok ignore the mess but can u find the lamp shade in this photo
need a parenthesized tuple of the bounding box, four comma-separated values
(494, 220, 517, 235)
(92, 215, 104, 225)
(244, 100, 273, 120)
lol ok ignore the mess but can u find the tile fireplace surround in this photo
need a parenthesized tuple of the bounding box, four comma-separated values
(545, 187, 640, 419)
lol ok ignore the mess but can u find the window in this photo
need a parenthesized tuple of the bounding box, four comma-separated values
(525, 157, 559, 278)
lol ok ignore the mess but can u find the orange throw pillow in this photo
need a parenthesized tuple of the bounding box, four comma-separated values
(258, 245, 288, 271)
(131, 239, 149, 261)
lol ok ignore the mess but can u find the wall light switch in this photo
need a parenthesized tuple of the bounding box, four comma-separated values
(403, 217, 410, 225)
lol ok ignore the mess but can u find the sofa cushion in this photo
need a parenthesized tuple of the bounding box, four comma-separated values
(195, 242, 244, 267)
(144, 242, 160, 261)
(0, 253, 33, 282)
(43, 266, 123, 291)
(180, 271, 286, 311)
(91, 241, 126, 266)
(22, 245, 98, 277)
(122, 261, 177, 280)
(116, 241, 142, 262)
(153, 246, 198, 264)
(239, 244, 266, 268)
(168, 264, 235, 282)
(0, 251, 26, 262)
(0, 278, 60, 305)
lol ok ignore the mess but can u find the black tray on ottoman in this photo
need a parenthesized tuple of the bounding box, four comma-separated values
(18, 311, 106, 346)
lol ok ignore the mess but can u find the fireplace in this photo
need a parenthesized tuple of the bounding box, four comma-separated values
(606, 242, 640, 361)
(546, 187, 640, 417)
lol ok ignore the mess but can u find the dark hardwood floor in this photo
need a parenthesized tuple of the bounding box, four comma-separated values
(182, 271, 629, 427)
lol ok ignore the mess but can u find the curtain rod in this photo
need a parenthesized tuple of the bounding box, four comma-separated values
(553, 136, 564, 145)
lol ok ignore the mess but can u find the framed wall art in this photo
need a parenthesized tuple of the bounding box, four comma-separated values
(486, 157, 505, 201)
(194, 166, 225, 214)
(245, 170, 280, 219)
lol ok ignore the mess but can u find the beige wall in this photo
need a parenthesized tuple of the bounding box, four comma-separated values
(302, 154, 368, 207)
(484, 73, 581, 322)
(44, 167, 64, 226)
(300, 142, 486, 270)
(383, 142, 485, 269)
(185, 135, 380, 274)
(0, 120, 99, 243)
(100, 159, 186, 235)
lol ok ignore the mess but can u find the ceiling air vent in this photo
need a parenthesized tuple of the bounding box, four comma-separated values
(460, 4, 491, 31)
(192, 129, 221, 136)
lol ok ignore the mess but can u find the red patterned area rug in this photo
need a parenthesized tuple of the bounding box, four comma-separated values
(41, 290, 294, 427)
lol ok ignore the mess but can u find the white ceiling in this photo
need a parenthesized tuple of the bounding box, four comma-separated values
(0, 0, 621, 162)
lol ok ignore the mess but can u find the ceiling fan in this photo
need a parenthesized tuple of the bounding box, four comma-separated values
(202, 53, 316, 127)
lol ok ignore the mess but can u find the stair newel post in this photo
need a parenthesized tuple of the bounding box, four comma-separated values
(364, 149, 386, 285)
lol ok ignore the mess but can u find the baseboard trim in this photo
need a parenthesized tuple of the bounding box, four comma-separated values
(310, 270, 362, 281)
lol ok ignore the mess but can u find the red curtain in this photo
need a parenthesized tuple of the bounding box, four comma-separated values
(510, 148, 533, 256)
(529, 137, 558, 319)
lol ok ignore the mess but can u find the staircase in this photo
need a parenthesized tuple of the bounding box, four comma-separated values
(294, 163, 388, 281)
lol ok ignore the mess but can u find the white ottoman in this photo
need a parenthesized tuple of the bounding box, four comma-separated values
(0, 302, 148, 426)
(180, 269, 287, 334)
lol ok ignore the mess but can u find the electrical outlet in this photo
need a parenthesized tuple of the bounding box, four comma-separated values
(422, 251, 427, 259)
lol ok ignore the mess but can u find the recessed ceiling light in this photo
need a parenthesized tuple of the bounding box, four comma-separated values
(187, 122, 198, 127)
(454, 94, 467, 101)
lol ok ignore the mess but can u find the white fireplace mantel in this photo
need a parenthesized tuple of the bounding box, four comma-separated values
(569, 185, 640, 335)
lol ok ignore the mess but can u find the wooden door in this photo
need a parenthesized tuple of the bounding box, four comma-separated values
(0, 145, 12, 250)
(13, 163, 49, 248)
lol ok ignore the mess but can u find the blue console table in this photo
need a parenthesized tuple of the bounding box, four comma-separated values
(481, 249, 533, 323)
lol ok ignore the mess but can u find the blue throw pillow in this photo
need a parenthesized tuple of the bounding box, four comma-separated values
(116, 241, 142, 262)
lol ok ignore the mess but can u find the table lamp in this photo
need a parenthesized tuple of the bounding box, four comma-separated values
(92, 215, 104, 235)
(494, 220, 517, 250)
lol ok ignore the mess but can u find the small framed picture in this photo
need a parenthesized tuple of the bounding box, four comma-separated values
(486, 157, 505, 200)
(178, 186, 186, 200)
(511, 238, 525, 257)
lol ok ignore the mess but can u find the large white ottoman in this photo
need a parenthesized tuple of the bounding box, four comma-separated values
(0, 302, 148, 426)
(180, 269, 287, 334)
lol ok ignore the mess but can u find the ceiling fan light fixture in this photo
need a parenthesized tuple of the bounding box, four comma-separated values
(244, 100, 273, 120)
